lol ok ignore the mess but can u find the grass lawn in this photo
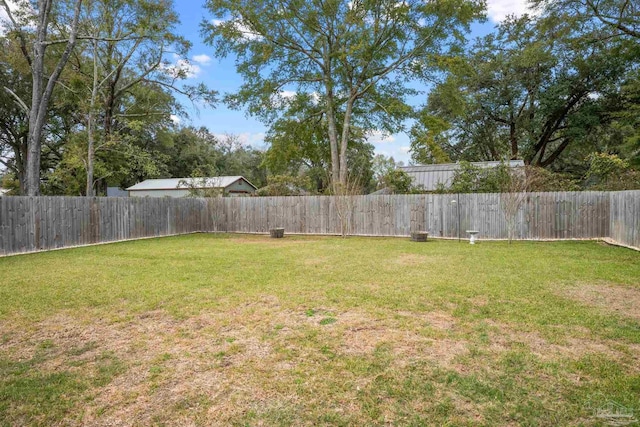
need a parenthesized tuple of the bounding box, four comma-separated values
(0, 234, 639, 426)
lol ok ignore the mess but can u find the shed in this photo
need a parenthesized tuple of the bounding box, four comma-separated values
(400, 160, 525, 192)
(126, 176, 257, 198)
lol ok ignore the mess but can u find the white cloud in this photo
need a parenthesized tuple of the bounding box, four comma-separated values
(486, 0, 533, 22)
(213, 132, 266, 149)
(192, 54, 212, 65)
(373, 145, 411, 163)
(238, 132, 266, 148)
(278, 90, 320, 104)
(268, 90, 297, 108)
(280, 90, 297, 99)
(174, 59, 201, 78)
(161, 57, 201, 79)
(367, 130, 396, 144)
(170, 115, 181, 124)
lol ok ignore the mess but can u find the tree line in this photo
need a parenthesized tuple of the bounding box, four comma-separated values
(1, 0, 639, 197)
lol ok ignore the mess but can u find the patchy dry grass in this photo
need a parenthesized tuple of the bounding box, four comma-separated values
(562, 283, 640, 321)
(0, 234, 639, 426)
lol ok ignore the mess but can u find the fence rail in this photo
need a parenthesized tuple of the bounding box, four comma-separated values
(0, 191, 638, 256)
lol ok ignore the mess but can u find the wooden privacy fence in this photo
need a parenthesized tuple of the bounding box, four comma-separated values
(0, 197, 223, 255)
(219, 192, 613, 240)
(609, 191, 640, 250)
(0, 191, 638, 256)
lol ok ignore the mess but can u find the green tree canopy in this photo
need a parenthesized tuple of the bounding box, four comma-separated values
(202, 0, 483, 188)
(411, 11, 638, 168)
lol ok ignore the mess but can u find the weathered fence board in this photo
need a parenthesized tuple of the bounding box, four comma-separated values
(0, 197, 212, 256)
(0, 190, 638, 256)
(609, 191, 639, 250)
(215, 192, 619, 242)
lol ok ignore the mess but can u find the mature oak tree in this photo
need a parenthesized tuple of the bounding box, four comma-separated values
(202, 0, 483, 189)
(411, 12, 636, 167)
(74, 0, 216, 196)
(1, 0, 84, 195)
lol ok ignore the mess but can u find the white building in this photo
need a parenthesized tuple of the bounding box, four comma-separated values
(126, 176, 257, 198)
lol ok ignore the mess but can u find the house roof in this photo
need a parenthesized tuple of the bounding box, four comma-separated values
(400, 160, 524, 191)
(126, 176, 257, 191)
(369, 187, 393, 195)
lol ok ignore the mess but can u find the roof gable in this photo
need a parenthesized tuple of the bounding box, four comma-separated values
(126, 176, 257, 191)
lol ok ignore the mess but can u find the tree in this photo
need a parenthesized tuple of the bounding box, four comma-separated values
(255, 174, 311, 196)
(263, 95, 375, 193)
(584, 152, 640, 190)
(412, 12, 636, 168)
(202, 0, 483, 189)
(446, 162, 511, 194)
(166, 126, 221, 178)
(1, 0, 84, 195)
(536, 0, 639, 40)
(0, 35, 30, 192)
(73, 0, 217, 196)
(371, 154, 399, 188)
(371, 154, 422, 193)
(500, 169, 530, 244)
(381, 169, 422, 194)
(210, 133, 267, 188)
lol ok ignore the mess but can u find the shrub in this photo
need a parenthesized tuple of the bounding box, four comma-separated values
(380, 169, 424, 194)
(256, 174, 312, 196)
(585, 153, 640, 190)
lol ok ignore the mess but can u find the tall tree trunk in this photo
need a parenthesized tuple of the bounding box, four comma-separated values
(86, 41, 99, 197)
(25, 114, 45, 195)
(103, 83, 115, 138)
(509, 110, 518, 160)
(338, 97, 354, 186)
(24, 0, 84, 196)
(325, 85, 340, 190)
(25, 0, 49, 196)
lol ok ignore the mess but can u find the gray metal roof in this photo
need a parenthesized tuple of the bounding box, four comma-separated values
(126, 176, 257, 191)
(400, 160, 524, 191)
(106, 187, 128, 197)
(369, 187, 393, 195)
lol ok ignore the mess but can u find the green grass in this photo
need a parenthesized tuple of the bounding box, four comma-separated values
(0, 233, 639, 426)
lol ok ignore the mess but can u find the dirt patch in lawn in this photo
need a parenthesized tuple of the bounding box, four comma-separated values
(4, 299, 636, 426)
(394, 310, 458, 331)
(0, 305, 476, 425)
(481, 320, 639, 371)
(337, 311, 467, 367)
(561, 283, 640, 321)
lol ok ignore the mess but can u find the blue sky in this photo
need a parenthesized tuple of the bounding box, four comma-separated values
(166, 0, 535, 164)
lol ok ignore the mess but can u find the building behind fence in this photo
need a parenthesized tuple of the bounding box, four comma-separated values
(0, 191, 638, 256)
